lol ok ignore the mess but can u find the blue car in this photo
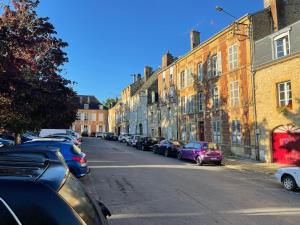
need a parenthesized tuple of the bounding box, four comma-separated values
(20, 139, 89, 177)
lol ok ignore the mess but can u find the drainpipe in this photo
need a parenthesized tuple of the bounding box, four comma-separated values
(249, 16, 260, 161)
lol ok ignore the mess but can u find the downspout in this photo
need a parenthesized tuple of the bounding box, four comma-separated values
(249, 16, 260, 161)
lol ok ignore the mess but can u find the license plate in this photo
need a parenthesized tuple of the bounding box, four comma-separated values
(210, 158, 218, 161)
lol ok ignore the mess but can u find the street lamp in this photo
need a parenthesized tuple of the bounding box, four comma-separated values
(215, 5, 249, 39)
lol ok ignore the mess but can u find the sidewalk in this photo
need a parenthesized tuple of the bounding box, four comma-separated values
(223, 156, 286, 175)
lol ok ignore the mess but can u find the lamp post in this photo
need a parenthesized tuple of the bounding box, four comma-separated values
(216, 6, 260, 161)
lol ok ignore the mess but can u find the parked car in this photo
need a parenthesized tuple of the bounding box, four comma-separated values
(127, 135, 142, 147)
(177, 142, 223, 166)
(106, 133, 118, 141)
(0, 137, 14, 147)
(21, 139, 89, 177)
(0, 142, 3, 148)
(46, 134, 81, 146)
(136, 137, 160, 151)
(275, 167, 300, 191)
(21, 131, 39, 143)
(96, 132, 109, 139)
(153, 140, 183, 157)
(0, 148, 110, 225)
(118, 134, 132, 143)
(0, 133, 14, 141)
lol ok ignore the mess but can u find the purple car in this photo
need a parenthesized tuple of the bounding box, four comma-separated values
(177, 142, 223, 166)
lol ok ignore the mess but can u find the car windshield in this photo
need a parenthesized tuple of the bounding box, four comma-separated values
(171, 141, 183, 146)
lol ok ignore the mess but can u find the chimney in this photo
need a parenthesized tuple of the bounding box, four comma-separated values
(137, 74, 142, 81)
(133, 74, 137, 82)
(162, 52, 174, 69)
(190, 30, 200, 50)
(264, 0, 278, 31)
(144, 66, 153, 81)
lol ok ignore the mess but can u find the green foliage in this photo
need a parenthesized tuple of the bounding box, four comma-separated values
(103, 98, 117, 109)
(0, 0, 77, 136)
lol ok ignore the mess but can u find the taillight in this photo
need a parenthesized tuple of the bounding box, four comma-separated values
(72, 156, 86, 165)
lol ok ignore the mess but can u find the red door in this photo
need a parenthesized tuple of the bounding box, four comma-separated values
(272, 125, 300, 165)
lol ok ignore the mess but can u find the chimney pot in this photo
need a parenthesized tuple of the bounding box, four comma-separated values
(162, 52, 174, 69)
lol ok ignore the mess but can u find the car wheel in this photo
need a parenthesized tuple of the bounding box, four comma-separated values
(215, 161, 222, 166)
(177, 152, 182, 160)
(282, 175, 297, 191)
(196, 156, 203, 166)
(164, 150, 170, 157)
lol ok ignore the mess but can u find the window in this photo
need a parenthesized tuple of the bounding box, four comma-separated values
(170, 66, 174, 83)
(162, 71, 166, 83)
(198, 92, 204, 112)
(230, 81, 239, 106)
(278, 81, 292, 107)
(187, 95, 195, 114)
(187, 67, 193, 85)
(180, 71, 185, 88)
(211, 86, 219, 109)
(212, 120, 221, 143)
(150, 112, 154, 122)
(274, 32, 290, 59)
(181, 96, 187, 114)
(170, 86, 175, 98)
(84, 113, 89, 121)
(232, 120, 242, 144)
(158, 109, 161, 122)
(84, 103, 89, 109)
(211, 55, 218, 77)
(151, 91, 156, 103)
(229, 44, 238, 70)
(198, 63, 203, 82)
(167, 107, 171, 119)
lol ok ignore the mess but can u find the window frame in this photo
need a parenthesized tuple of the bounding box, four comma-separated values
(198, 92, 204, 112)
(230, 81, 239, 107)
(231, 120, 242, 144)
(228, 44, 238, 70)
(277, 81, 292, 107)
(211, 86, 219, 109)
(212, 120, 221, 144)
(274, 31, 290, 59)
(198, 63, 203, 82)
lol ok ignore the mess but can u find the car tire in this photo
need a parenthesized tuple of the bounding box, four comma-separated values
(164, 150, 170, 157)
(196, 156, 203, 166)
(215, 161, 222, 166)
(282, 175, 298, 191)
(153, 147, 157, 154)
(177, 152, 182, 160)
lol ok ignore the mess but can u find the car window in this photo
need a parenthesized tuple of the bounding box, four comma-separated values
(59, 174, 103, 225)
(194, 143, 201, 149)
(0, 198, 21, 225)
(185, 143, 194, 149)
(71, 145, 82, 154)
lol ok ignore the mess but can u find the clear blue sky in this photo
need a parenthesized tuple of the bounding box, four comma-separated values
(37, 0, 263, 102)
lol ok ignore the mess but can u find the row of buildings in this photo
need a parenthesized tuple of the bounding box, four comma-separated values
(108, 0, 300, 165)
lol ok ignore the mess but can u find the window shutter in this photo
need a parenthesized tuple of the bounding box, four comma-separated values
(207, 57, 211, 78)
(217, 51, 222, 75)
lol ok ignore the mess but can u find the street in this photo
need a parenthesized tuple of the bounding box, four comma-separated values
(80, 138, 300, 225)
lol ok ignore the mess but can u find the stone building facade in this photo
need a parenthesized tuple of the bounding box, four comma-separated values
(254, 20, 300, 162)
(73, 95, 108, 136)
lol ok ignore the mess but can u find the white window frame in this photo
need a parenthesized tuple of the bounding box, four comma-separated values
(180, 71, 185, 89)
(277, 81, 292, 107)
(228, 44, 238, 70)
(162, 71, 166, 83)
(198, 63, 203, 82)
(230, 81, 239, 107)
(211, 55, 218, 77)
(151, 91, 156, 103)
(274, 31, 290, 59)
(211, 86, 219, 109)
(231, 120, 242, 144)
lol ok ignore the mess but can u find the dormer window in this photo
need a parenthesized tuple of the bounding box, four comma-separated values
(274, 32, 290, 59)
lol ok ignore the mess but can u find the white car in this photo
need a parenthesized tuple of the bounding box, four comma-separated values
(275, 167, 300, 191)
(0, 142, 3, 148)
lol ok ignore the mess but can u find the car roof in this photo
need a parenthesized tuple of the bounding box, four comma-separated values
(0, 147, 68, 191)
(23, 139, 73, 145)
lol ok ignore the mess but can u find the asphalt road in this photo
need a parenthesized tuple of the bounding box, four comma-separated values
(80, 138, 300, 225)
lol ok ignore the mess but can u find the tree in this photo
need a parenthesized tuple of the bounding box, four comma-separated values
(0, 0, 78, 142)
(103, 98, 117, 109)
